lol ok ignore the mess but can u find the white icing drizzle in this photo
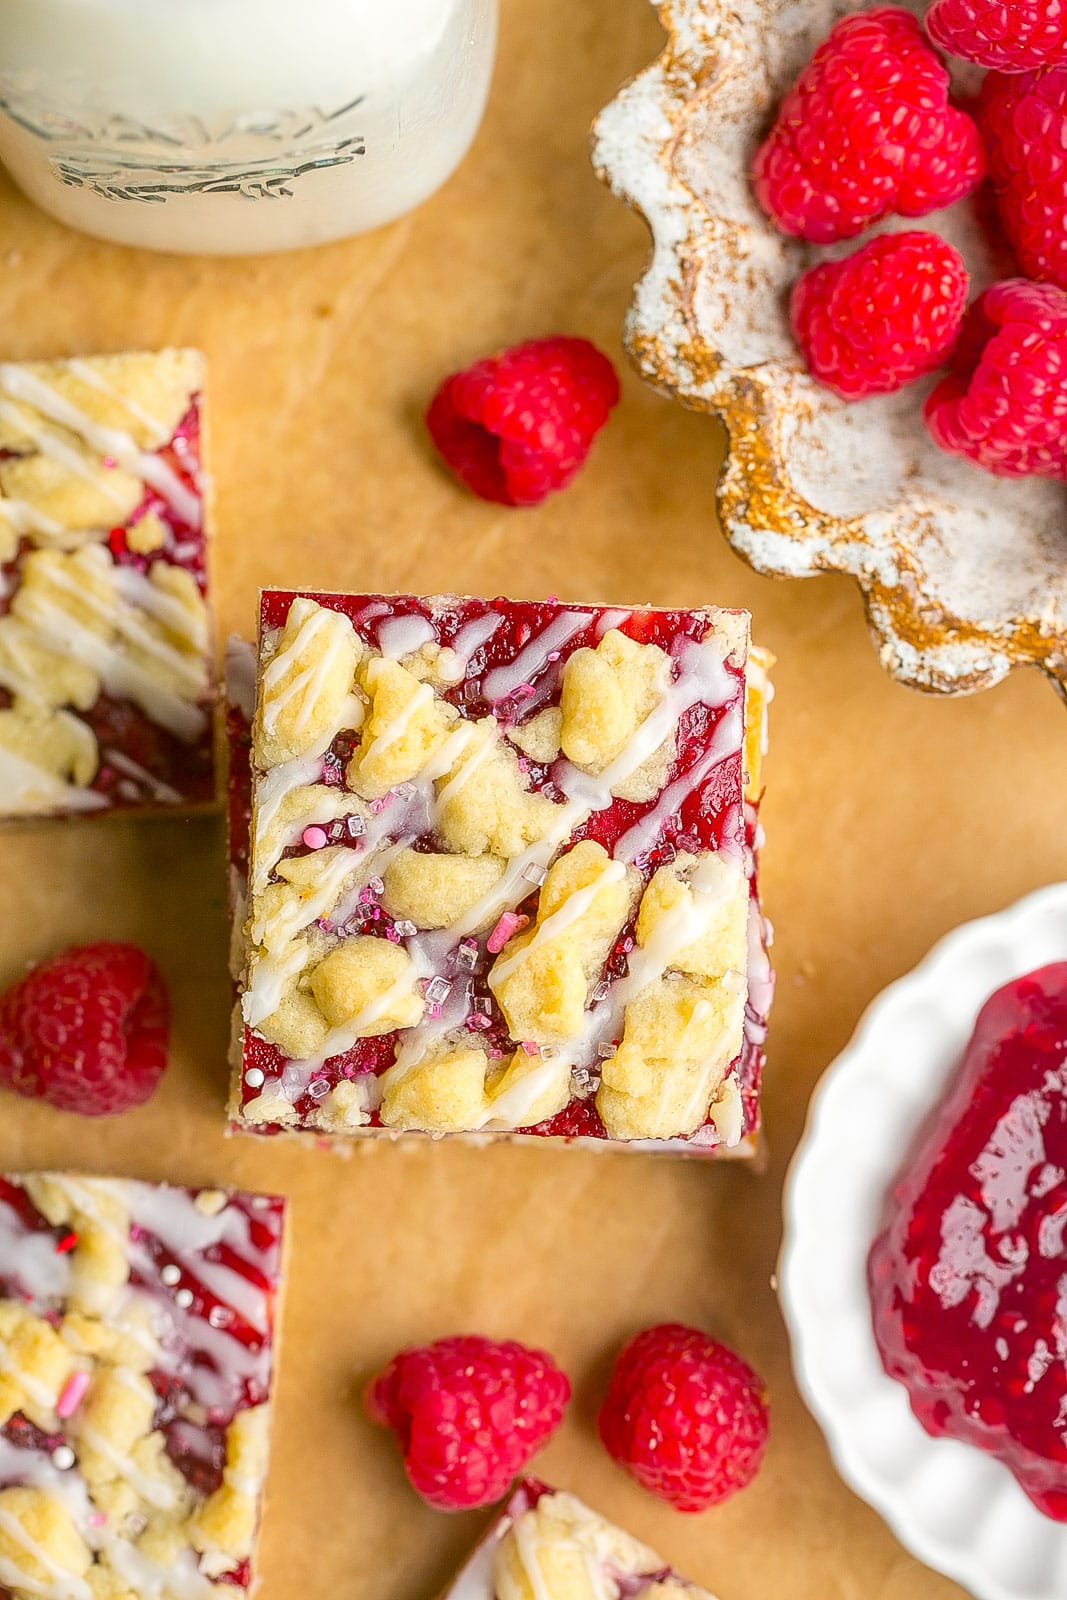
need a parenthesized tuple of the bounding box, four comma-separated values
(0, 365, 201, 529)
(101, 750, 182, 806)
(0, 495, 73, 544)
(595, 608, 632, 636)
(476, 1060, 567, 1131)
(76, 1418, 180, 1513)
(376, 613, 436, 659)
(112, 566, 208, 656)
(0, 1198, 73, 1298)
(64, 359, 170, 445)
(444, 611, 505, 680)
(260, 604, 356, 742)
(0, 743, 108, 815)
(358, 676, 434, 771)
(0, 1339, 58, 1413)
(614, 701, 743, 864)
(0, 400, 133, 517)
(489, 858, 628, 985)
(481, 611, 593, 701)
(0, 1504, 92, 1600)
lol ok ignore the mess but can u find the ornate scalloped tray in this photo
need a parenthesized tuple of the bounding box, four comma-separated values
(592, 0, 1067, 697)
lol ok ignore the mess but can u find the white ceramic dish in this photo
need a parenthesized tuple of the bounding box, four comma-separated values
(780, 882, 1067, 1600)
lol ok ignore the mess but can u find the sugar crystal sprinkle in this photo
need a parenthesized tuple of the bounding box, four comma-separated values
(394, 920, 418, 938)
(425, 976, 452, 1005)
(521, 863, 547, 886)
(307, 1079, 331, 1101)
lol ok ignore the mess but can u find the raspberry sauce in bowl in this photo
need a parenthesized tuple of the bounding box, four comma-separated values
(869, 962, 1067, 1520)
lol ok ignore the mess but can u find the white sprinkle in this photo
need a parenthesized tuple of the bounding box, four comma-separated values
(175, 1288, 194, 1309)
(51, 1445, 75, 1470)
(244, 1067, 265, 1089)
(160, 1264, 181, 1287)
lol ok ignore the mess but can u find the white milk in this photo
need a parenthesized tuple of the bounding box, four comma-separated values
(0, 0, 497, 253)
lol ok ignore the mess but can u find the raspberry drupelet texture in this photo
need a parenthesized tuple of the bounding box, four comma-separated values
(366, 1335, 570, 1510)
(979, 69, 1067, 291)
(791, 232, 969, 399)
(0, 942, 170, 1115)
(426, 337, 620, 506)
(924, 278, 1067, 479)
(752, 8, 985, 244)
(598, 1323, 769, 1512)
(926, 0, 1067, 72)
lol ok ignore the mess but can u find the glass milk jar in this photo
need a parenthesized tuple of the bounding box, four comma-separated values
(0, 0, 497, 254)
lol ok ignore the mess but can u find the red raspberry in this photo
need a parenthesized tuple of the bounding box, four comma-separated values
(366, 1335, 570, 1510)
(926, 0, 1067, 72)
(597, 1323, 769, 1512)
(979, 69, 1067, 291)
(752, 8, 985, 243)
(426, 337, 620, 506)
(924, 277, 1067, 479)
(791, 232, 968, 399)
(0, 943, 169, 1116)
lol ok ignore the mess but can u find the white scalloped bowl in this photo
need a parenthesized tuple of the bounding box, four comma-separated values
(780, 883, 1067, 1599)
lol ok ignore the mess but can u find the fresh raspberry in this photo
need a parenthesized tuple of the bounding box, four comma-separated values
(924, 278, 1067, 478)
(426, 337, 620, 506)
(0, 943, 169, 1116)
(366, 1335, 570, 1510)
(597, 1323, 769, 1512)
(926, 0, 1067, 72)
(752, 8, 985, 243)
(791, 232, 968, 399)
(979, 69, 1067, 291)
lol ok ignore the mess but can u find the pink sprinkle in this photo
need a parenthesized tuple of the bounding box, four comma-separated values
(89, 1512, 107, 1529)
(101, 454, 117, 469)
(466, 1013, 493, 1032)
(487, 912, 528, 954)
(302, 826, 328, 850)
(520, 1040, 539, 1056)
(369, 796, 389, 814)
(57, 1371, 89, 1419)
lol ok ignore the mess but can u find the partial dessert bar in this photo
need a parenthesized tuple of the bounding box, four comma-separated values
(0, 350, 214, 818)
(445, 1479, 720, 1600)
(230, 591, 773, 1152)
(0, 1173, 285, 1598)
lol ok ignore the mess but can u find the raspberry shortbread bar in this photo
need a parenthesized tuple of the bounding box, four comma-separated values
(230, 592, 773, 1152)
(0, 350, 214, 819)
(445, 1479, 719, 1600)
(0, 1173, 285, 1599)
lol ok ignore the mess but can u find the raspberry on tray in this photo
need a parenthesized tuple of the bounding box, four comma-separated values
(0, 1172, 286, 1599)
(0, 350, 215, 820)
(442, 1479, 721, 1600)
(228, 591, 773, 1153)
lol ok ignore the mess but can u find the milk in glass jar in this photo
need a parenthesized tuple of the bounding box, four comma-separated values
(0, 0, 497, 253)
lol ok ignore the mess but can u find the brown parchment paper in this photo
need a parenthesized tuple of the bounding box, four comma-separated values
(0, 3, 1064, 1598)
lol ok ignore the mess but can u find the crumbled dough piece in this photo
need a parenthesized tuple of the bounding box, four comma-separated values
(124, 563, 209, 700)
(68, 1368, 158, 1494)
(485, 1050, 571, 1129)
(23, 1176, 131, 1316)
(62, 1305, 157, 1374)
(435, 722, 558, 858)
(635, 852, 748, 980)
(0, 1486, 92, 1593)
(347, 656, 456, 799)
(241, 1087, 299, 1126)
(251, 784, 368, 888)
(507, 707, 562, 763)
(559, 629, 673, 797)
(0, 351, 202, 451)
(0, 1302, 78, 1428)
(13, 543, 118, 641)
(0, 705, 99, 787)
(309, 937, 424, 1035)
(401, 640, 463, 685)
(379, 1045, 490, 1132)
(0, 615, 99, 710)
(308, 1078, 373, 1132)
(252, 845, 363, 954)
(489, 840, 639, 1044)
(125, 512, 168, 555)
(382, 850, 505, 929)
(190, 1404, 269, 1574)
(255, 984, 330, 1061)
(0, 505, 18, 565)
(745, 645, 774, 801)
(495, 1492, 665, 1600)
(256, 597, 362, 769)
(597, 976, 744, 1140)
(0, 447, 143, 530)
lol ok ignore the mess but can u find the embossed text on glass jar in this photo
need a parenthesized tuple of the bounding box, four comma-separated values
(0, 0, 497, 254)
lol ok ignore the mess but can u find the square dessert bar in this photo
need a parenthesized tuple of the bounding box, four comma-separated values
(230, 591, 773, 1152)
(446, 1479, 720, 1600)
(0, 350, 215, 819)
(0, 1173, 285, 1600)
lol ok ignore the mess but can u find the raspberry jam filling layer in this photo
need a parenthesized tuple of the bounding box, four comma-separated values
(869, 963, 1067, 1519)
(0, 1175, 285, 1595)
(235, 593, 772, 1145)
